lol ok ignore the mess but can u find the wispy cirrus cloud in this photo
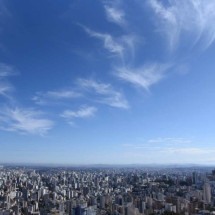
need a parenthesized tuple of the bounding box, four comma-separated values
(61, 106, 97, 124)
(0, 63, 16, 98)
(122, 137, 192, 149)
(165, 147, 215, 155)
(148, 137, 192, 145)
(122, 137, 215, 163)
(0, 82, 13, 97)
(0, 107, 54, 135)
(0, 63, 16, 77)
(82, 25, 136, 61)
(82, 4, 171, 93)
(83, 26, 124, 58)
(61, 106, 97, 119)
(104, 4, 125, 26)
(116, 63, 171, 91)
(0, 64, 54, 135)
(149, 0, 215, 50)
(78, 79, 129, 109)
(32, 79, 128, 109)
(33, 89, 81, 105)
(122, 146, 215, 164)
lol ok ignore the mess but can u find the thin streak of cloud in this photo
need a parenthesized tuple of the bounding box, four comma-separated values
(0, 107, 54, 135)
(122, 146, 215, 164)
(165, 147, 215, 155)
(149, 0, 215, 50)
(61, 106, 97, 125)
(78, 79, 129, 109)
(121, 137, 192, 149)
(83, 26, 137, 63)
(0, 82, 13, 97)
(116, 63, 171, 91)
(148, 137, 192, 145)
(122, 141, 215, 157)
(33, 89, 81, 105)
(0, 63, 16, 77)
(0, 63, 16, 98)
(83, 26, 124, 58)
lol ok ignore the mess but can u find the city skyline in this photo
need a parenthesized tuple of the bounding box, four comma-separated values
(1, 0, 215, 164)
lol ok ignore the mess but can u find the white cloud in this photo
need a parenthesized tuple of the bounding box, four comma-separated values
(122, 149, 215, 164)
(122, 137, 192, 149)
(0, 63, 16, 98)
(33, 80, 129, 109)
(0, 64, 53, 135)
(61, 106, 97, 121)
(0, 82, 13, 97)
(78, 79, 129, 109)
(165, 147, 215, 155)
(33, 89, 81, 105)
(0, 107, 54, 135)
(100, 92, 128, 109)
(44, 90, 80, 99)
(149, 0, 215, 50)
(104, 5, 125, 26)
(121, 141, 215, 163)
(83, 26, 137, 62)
(83, 26, 124, 57)
(116, 63, 170, 90)
(0, 63, 16, 77)
(148, 137, 192, 145)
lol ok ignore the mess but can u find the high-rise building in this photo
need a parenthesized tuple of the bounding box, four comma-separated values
(203, 182, 211, 204)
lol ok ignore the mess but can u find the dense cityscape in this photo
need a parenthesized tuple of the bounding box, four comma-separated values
(0, 165, 215, 215)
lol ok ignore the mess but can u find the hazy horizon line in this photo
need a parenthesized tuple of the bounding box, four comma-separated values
(1, 162, 215, 168)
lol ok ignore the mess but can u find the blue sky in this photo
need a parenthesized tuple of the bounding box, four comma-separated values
(1, 0, 215, 165)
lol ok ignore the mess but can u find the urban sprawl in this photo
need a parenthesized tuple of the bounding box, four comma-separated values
(0, 165, 215, 215)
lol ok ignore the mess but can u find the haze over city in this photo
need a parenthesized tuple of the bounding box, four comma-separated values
(1, 0, 215, 165)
